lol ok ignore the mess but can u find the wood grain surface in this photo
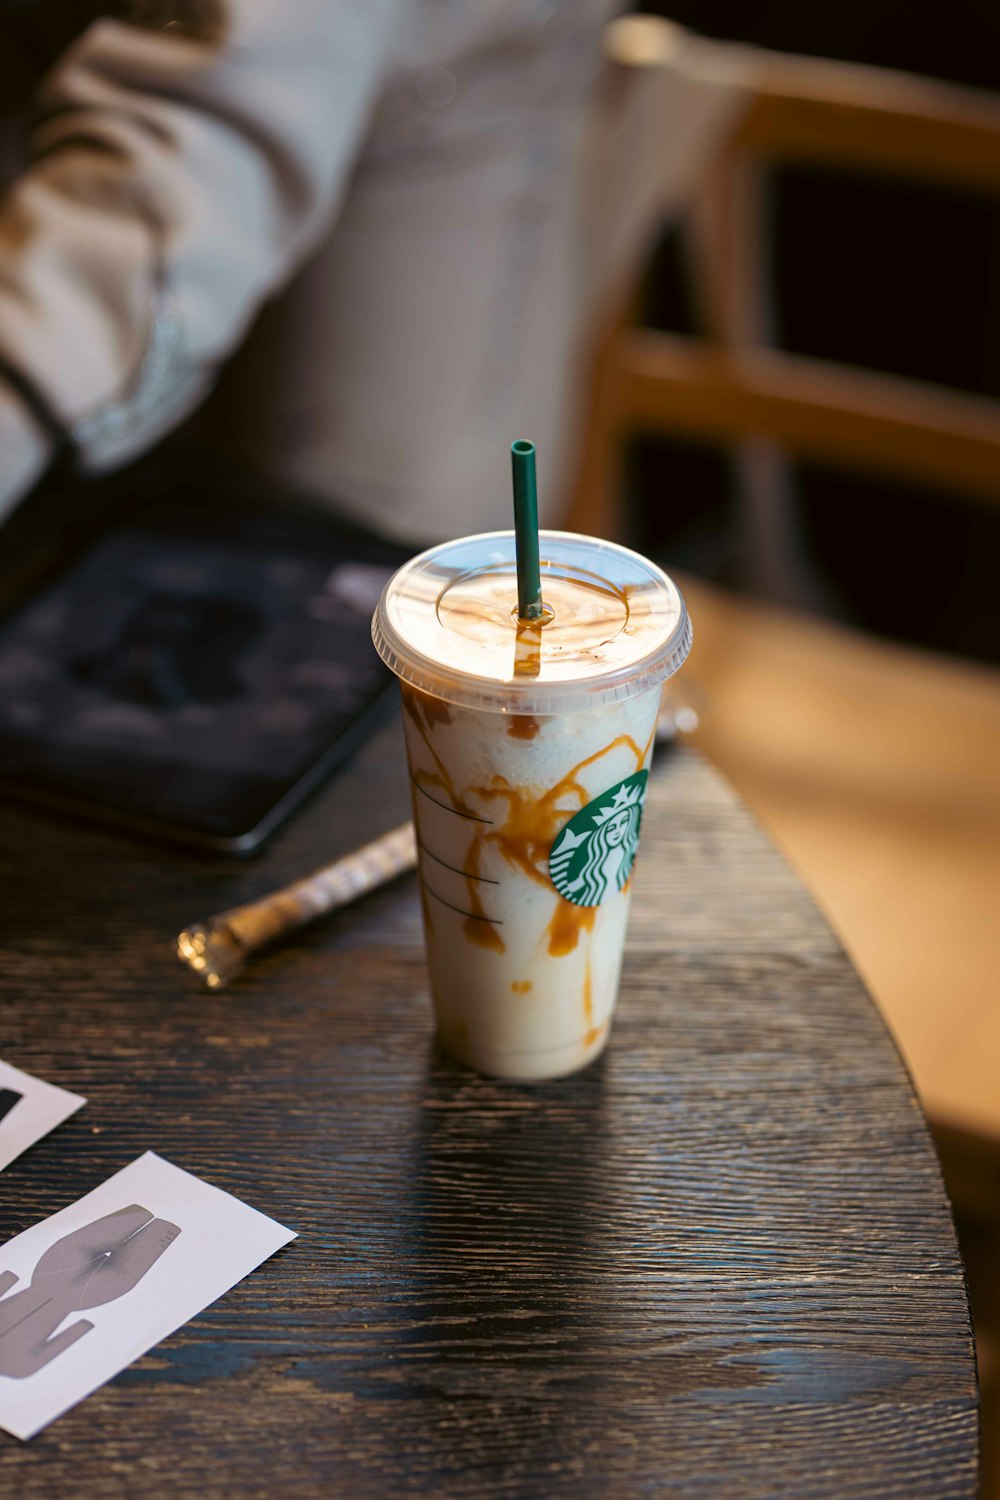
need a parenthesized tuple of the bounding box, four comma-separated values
(0, 725, 979, 1498)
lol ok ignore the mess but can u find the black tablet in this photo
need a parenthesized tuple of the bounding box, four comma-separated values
(0, 494, 406, 853)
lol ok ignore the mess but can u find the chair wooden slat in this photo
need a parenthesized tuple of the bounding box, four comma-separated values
(616, 329, 1000, 504)
(739, 52, 1000, 194)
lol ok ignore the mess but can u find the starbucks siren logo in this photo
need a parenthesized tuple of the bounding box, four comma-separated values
(548, 771, 648, 908)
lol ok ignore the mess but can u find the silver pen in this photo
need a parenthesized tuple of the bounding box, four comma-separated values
(177, 822, 417, 990)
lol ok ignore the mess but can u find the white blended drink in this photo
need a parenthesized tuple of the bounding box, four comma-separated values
(372, 531, 691, 1081)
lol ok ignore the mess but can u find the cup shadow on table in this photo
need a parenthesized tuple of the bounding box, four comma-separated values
(379, 1038, 618, 1475)
(378, 1034, 777, 1484)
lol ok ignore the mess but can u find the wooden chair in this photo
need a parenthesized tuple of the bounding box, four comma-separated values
(567, 17, 1000, 1156)
(573, 15, 1000, 546)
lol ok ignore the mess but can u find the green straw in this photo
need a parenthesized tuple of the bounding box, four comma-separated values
(511, 439, 543, 621)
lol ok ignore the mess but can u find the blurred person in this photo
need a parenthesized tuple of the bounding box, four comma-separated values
(0, 0, 623, 544)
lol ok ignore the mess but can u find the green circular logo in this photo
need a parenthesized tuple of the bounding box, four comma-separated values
(548, 771, 648, 908)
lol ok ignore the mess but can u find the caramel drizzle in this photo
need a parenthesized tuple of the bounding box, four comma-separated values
(512, 617, 543, 680)
(460, 833, 505, 952)
(403, 684, 657, 961)
(548, 901, 596, 957)
(474, 733, 644, 957)
(478, 734, 643, 884)
(402, 688, 483, 823)
(403, 687, 505, 950)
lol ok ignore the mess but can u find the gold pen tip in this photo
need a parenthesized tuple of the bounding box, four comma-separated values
(176, 923, 243, 989)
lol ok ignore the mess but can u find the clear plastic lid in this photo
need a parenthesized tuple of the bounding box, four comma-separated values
(372, 531, 691, 715)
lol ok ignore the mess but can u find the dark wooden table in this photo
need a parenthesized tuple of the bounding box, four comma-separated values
(0, 722, 979, 1498)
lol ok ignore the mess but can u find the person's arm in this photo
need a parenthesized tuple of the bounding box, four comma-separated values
(0, 0, 400, 517)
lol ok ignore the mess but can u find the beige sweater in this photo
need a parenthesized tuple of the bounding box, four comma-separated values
(0, 2, 736, 540)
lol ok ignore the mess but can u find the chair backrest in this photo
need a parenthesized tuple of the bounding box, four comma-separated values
(569, 15, 1000, 540)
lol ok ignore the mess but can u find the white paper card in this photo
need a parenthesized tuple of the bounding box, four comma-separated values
(0, 1059, 85, 1173)
(0, 1151, 296, 1439)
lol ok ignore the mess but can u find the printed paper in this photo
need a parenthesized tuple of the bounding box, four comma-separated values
(0, 1151, 296, 1439)
(0, 1059, 85, 1173)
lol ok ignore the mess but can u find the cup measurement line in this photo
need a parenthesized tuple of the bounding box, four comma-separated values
(421, 879, 503, 925)
(417, 839, 500, 884)
(409, 771, 493, 824)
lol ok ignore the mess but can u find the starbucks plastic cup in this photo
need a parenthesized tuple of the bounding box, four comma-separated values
(372, 530, 691, 1082)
